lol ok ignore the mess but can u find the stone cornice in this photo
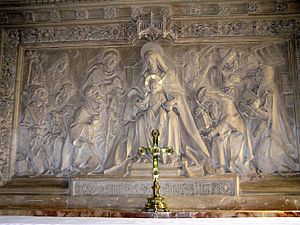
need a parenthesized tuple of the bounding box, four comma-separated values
(0, 1, 299, 27)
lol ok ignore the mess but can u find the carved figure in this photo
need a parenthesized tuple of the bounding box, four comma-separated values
(14, 42, 300, 179)
(125, 43, 214, 175)
(46, 54, 70, 96)
(133, 75, 168, 133)
(60, 84, 105, 175)
(249, 65, 299, 173)
(196, 88, 255, 176)
(46, 83, 76, 173)
(16, 85, 51, 176)
(26, 51, 47, 86)
(182, 49, 201, 91)
(82, 48, 124, 165)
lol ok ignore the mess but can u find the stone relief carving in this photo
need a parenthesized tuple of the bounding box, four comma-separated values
(0, 12, 8, 24)
(0, 30, 19, 185)
(276, 1, 288, 13)
(104, 7, 117, 19)
(20, 24, 130, 43)
(13, 41, 299, 179)
(131, 7, 143, 18)
(75, 9, 88, 20)
(218, 3, 230, 16)
(248, 3, 257, 13)
(0, 6, 299, 185)
(50, 10, 60, 23)
(183, 4, 202, 16)
(23, 12, 34, 23)
(129, 12, 177, 42)
(15, 19, 297, 45)
(0, 2, 299, 27)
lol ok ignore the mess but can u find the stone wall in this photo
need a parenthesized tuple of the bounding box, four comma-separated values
(0, 0, 300, 212)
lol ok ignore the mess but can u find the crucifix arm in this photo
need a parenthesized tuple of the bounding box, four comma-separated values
(160, 146, 174, 154)
(138, 146, 151, 155)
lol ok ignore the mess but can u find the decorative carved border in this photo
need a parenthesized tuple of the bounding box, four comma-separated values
(16, 19, 299, 45)
(20, 24, 131, 43)
(0, 29, 19, 185)
(0, 16, 300, 185)
(0, 2, 299, 26)
(177, 19, 297, 37)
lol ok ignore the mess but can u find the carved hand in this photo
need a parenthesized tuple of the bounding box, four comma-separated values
(163, 99, 175, 111)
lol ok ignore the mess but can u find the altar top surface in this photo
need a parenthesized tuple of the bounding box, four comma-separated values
(0, 216, 300, 225)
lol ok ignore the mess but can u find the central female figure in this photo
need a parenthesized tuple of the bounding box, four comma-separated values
(127, 43, 212, 174)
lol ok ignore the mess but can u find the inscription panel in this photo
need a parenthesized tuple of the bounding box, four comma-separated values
(71, 178, 237, 196)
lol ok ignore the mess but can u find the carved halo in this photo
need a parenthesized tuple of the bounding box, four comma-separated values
(96, 48, 121, 64)
(141, 42, 164, 59)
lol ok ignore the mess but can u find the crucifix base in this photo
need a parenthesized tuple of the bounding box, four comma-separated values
(142, 196, 169, 212)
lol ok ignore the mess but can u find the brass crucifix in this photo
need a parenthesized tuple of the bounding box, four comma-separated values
(138, 129, 174, 212)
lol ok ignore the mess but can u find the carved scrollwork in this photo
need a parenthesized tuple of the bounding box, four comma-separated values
(13, 19, 300, 45)
(0, 29, 19, 185)
(178, 22, 218, 38)
(177, 19, 296, 37)
(255, 20, 295, 35)
(218, 21, 255, 36)
(19, 24, 131, 43)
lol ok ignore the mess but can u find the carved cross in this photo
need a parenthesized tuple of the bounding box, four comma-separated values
(138, 129, 174, 212)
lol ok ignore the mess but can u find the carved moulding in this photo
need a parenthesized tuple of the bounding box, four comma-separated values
(0, 1, 299, 26)
(19, 24, 131, 43)
(177, 19, 297, 37)
(16, 19, 298, 45)
(0, 29, 19, 186)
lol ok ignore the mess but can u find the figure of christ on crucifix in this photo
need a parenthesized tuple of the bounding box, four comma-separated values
(138, 129, 174, 212)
